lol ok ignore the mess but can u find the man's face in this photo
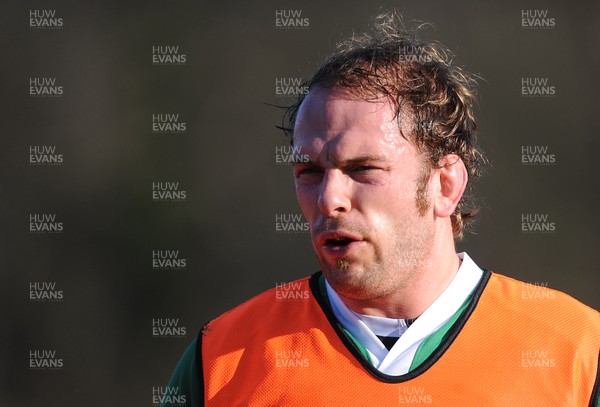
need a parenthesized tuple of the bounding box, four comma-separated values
(293, 87, 435, 301)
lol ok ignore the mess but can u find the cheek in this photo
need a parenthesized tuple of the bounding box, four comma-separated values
(295, 185, 318, 213)
(357, 182, 415, 207)
(370, 199, 404, 223)
(360, 186, 417, 226)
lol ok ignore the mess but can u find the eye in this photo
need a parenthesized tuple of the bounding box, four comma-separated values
(348, 164, 379, 173)
(294, 166, 323, 178)
(301, 167, 322, 174)
(353, 165, 374, 172)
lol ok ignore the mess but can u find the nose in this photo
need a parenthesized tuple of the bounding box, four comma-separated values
(317, 169, 351, 216)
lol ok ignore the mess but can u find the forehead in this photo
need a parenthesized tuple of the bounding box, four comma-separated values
(293, 87, 415, 159)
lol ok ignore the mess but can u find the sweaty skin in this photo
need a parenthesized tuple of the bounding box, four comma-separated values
(293, 87, 467, 319)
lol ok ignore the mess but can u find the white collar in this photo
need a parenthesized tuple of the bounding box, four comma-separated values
(325, 252, 483, 375)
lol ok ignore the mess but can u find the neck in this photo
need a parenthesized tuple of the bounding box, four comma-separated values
(338, 234, 461, 320)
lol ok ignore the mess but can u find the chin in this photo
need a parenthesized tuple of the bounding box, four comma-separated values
(322, 265, 372, 296)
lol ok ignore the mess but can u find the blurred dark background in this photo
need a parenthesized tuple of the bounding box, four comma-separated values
(1, 0, 599, 405)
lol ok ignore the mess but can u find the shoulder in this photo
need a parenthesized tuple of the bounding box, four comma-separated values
(205, 275, 314, 334)
(163, 338, 201, 407)
(488, 272, 600, 339)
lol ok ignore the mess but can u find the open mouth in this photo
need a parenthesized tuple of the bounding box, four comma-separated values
(319, 231, 364, 252)
(324, 236, 355, 247)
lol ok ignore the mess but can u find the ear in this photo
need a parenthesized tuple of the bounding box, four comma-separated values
(432, 154, 468, 218)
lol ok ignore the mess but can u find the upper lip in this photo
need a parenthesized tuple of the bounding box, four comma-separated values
(318, 230, 364, 246)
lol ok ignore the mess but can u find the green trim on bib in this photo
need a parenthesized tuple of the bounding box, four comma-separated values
(409, 292, 473, 371)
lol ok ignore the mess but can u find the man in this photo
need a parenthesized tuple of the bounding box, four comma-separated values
(164, 12, 600, 406)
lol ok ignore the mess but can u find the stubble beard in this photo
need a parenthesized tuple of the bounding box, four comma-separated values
(318, 166, 434, 301)
(319, 213, 433, 301)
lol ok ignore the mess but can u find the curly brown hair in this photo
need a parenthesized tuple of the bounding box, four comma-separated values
(281, 11, 486, 239)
